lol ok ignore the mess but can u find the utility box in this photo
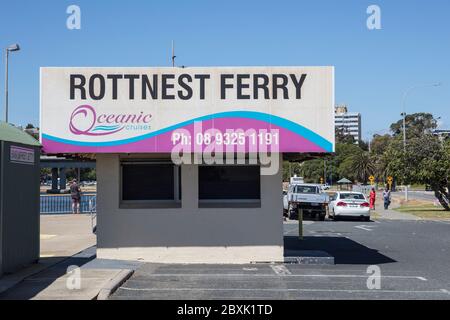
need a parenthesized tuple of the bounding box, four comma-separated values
(0, 122, 41, 276)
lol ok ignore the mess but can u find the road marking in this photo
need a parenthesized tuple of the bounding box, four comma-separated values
(417, 277, 427, 281)
(119, 287, 445, 295)
(243, 267, 258, 271)
(283, 226, 299, 235)
(138, 273, 426, 280)
(355, 225, 375, 231)
(270, 265, 292, 276)
(440, 289, 450, 295)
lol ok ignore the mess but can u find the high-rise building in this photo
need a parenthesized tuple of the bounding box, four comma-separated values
(335, 104, 361, 143)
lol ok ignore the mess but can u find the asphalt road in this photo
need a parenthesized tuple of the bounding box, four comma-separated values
(111, 219, 450, 300)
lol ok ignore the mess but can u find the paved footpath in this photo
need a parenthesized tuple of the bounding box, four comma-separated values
(373, 208, 421, 221)
(371, 192, 422, 221)
(0, 214, 135, 300)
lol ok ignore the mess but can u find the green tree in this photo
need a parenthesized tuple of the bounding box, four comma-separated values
(386, 135, 450, 210)
(300, 158, 326, 183)
(347, 151, 376, 183)
(370, 134, 392, 155)
(282, 161, 302, 182)
(390, 112, 438, 139)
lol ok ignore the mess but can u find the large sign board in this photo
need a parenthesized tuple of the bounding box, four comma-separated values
(40, 67, 334, 153)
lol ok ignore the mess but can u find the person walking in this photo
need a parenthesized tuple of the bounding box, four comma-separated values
(369, 187, 376, 210)
(70, 179, 82, 214)
(383, 187, 391, 210)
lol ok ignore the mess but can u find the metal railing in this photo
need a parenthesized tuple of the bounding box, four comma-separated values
(352, 185, 372, 195)
(40, 193, 97, 214)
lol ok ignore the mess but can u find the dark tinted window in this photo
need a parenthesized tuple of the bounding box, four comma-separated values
(121, 163, 176, 201)
(340, 193, 365, 200)
(199, 166, 260, 200)
(294, 185, 319, 194)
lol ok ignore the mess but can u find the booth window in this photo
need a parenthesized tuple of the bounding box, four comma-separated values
(198, 165, 261, 208)
(120, 162, 181, 208)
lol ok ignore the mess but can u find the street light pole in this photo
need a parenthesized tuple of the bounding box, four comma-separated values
(4, 49, 9, 123)
(400, 82, 442, 201)
(4, 44, 20, 123)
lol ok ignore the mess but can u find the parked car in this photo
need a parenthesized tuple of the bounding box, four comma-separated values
(283, 183, 329, 221)
(328, 191, 370, 221)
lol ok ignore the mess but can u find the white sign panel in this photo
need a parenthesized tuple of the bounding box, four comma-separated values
(10, 146, 35, 165)
(40, 67, 334, 153)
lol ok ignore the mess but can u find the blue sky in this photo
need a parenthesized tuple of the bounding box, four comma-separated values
(0, 0, 449, 139)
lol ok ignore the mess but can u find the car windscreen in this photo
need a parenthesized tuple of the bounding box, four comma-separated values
(340, 193, 365, 200)
(294, 186, 318, 194)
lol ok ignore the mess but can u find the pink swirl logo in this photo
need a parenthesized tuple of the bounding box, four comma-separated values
(69, 105, 152, 136)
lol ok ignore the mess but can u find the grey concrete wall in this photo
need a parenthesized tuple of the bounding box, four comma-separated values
(96, 153, 284, 263)
(0, 142, 40, 274)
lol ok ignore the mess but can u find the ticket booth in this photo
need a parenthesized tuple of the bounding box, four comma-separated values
(40, 67, 334, 263)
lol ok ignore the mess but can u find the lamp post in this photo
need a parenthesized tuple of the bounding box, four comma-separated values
(400, 82, 442, 201)
(4, 43, 20, 123)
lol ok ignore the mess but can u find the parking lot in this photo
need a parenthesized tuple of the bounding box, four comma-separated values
(111, 219, 450, 300)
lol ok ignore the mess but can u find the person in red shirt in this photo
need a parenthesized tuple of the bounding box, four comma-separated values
(369, 187, 376, 210)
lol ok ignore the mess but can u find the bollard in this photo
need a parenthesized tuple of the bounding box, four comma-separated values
(298, 208, 303, 240)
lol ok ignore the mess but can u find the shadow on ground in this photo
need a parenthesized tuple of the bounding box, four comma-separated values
(284, 236, 396, 265)
(0, 254, 96, 300)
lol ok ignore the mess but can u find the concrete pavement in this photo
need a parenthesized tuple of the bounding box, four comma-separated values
(373, 208, 422, 220)
(0, 214, 136, 300)
(371, 192, 422, 221)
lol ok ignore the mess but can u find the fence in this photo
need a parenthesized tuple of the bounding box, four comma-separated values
(352, 185, 373, 195)
(40, 193, 97, 214)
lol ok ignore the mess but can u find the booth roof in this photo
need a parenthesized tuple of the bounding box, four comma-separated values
(337, 178, 352, 184)
(0, 121, 41, 147)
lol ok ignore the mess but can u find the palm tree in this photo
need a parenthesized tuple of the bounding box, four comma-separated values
(349, 151, 376, 183)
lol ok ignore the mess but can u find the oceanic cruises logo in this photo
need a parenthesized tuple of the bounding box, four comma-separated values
(69, 105, 152, 136)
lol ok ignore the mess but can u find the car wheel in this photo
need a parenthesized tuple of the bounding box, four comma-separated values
(330, 209, 336, 220)
(319, 214, 326, 221)
(363, 216, 371, 222)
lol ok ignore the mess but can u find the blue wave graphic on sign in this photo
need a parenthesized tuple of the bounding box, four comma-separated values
(42, 111, 334, 152)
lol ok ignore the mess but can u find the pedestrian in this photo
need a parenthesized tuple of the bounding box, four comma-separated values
(70, 179, 82, 214)
(369, 187, 376, 210)
(383, 187, 391, 210)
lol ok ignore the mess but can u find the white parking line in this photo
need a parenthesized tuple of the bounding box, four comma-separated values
(440, 289, 450, 295)
(355, 225, 375, 231)
(139, 273, 427, 281)
(120, 287, 445, 295)
(242, 267, 258, 271)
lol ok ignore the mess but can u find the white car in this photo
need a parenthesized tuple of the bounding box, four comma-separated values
(328, 192, 370, 221)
